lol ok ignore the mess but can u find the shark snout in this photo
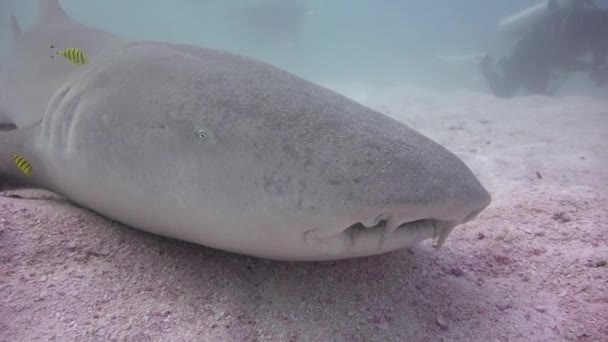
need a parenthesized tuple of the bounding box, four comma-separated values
(300, 152, 492, 260)
(304, 190, 490, 260)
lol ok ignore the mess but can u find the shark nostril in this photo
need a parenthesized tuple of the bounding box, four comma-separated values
(368, 212, 390, 228)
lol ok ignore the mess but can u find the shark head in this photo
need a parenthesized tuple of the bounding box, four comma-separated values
(32, 42, 491, 261)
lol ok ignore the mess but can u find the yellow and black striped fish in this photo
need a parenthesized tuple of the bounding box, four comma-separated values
(56, 48, 89, 65)
(12, 153, 32, 176)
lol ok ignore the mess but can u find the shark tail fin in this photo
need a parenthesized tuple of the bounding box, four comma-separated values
(38, 0, 69, 24)
(10, 15, 22, 38)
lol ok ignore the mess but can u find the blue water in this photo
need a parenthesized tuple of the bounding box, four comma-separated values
(2, 0, 608, 92)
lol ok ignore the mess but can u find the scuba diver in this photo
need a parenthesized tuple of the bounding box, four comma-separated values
(479, 0, 608, 97)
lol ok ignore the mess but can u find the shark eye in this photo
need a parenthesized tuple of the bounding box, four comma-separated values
(195, 129, 209, 141)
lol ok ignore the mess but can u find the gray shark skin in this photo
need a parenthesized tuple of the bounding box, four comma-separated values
(0, 1, 491, 261)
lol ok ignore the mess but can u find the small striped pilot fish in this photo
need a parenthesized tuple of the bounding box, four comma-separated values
(56, 48, 89, 65)
(12, 153, 32, 176)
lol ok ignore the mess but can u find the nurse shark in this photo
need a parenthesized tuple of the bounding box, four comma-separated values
(0, 0, 491, 260)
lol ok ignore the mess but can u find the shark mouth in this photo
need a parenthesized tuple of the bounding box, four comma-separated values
(304, 209, 483, 258)
(345, 218, 455, 248)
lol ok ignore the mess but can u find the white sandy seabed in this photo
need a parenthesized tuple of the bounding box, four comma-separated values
(1, 84, 607, 341)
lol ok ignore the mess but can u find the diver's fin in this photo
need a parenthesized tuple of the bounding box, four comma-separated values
(10, 15, 22, 38)
(0, 121, 42, 186)
(38, 0, 70, 24)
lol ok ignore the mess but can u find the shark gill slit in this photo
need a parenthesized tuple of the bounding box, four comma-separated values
(42, 85, 71, 146)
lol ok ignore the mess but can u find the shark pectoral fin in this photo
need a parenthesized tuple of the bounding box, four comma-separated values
(0, 121, 42, 186)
